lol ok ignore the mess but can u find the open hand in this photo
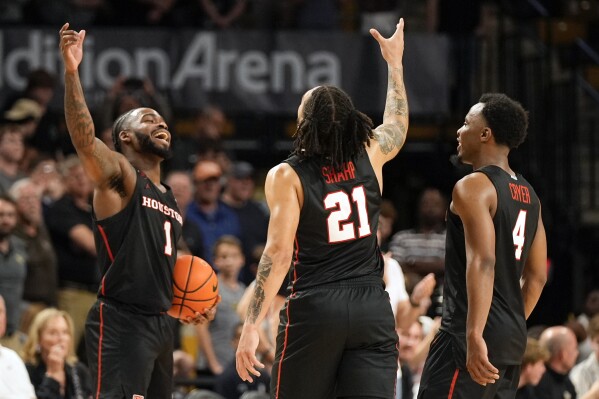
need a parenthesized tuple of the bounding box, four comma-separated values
(466, 335, 500, 386)
(370, 18, 405, 68)
(59, 23, 86, 73)
(235, 323, 264, 383)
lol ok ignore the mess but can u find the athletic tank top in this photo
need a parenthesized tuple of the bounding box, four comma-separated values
(441, 165, 540, 365)
(93, 169, 183, 314)
(284, 153, 384, 292)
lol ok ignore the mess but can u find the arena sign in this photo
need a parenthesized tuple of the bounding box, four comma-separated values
(0, 28, 449, 115)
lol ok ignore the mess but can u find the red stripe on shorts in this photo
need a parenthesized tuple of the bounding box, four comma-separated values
(448, 368, 460, 399)
(95, 302, 105, 399)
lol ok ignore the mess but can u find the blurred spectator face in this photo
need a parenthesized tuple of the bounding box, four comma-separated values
(213, 242, 245, 277)
(585, 290, 599, 317)
(14, 181, 43, 226)
(226, 162, 256, 203)
(398, 321, 424, 362)
(30, 159, 64, 201)
(65, 164, 93, 199)
(39, 315, 71, 363)
(524, 360, 546, 386)
(166, 172, 194, 210)
(0, 129, 25, 163)
(100, 127, 116, 151)
(0, 198, 18, 239)
(29, 87, 54, 108)
(193, 160, 223, 205)
(418, 188, 446, 227)
(378, 215, 393, 244)
(562, 331, 580, 371)
(195, 106, 226, 140)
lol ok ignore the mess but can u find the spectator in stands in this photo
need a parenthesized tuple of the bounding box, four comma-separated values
(222, 161, 269, 285)
(10, 178, 58, 333)
(389, 187, 447, 316)
(0, 294, 36, 399)
(28, 155, 65, 206)
(44, 156, 99, 353)
(187, 160, 241, 264)
(0, 194, 27, 345)
(516, 337, 550, 399)
(3, 98, 43, 140)
(22, 308, 93, 399)
(196, 236, 246, 375)
(166, 170, 206, 258)
(168, 105, 230, 173)
(533, 325, 579, 398)
(0, 123, 26, 194)
(577, 289, 599, 361)
(571, 314, 599, 398)
(199, 0, 248, 29)
(100, 76, 171, 132)
(378, 199, 397, 252)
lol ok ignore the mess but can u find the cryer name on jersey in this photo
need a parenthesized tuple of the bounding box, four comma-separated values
(142, 196, 183, 225)
(509, 182, 531, 204)
(321, 161, 356, 184)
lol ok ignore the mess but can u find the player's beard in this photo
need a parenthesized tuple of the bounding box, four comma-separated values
(134, 131, 173, 160)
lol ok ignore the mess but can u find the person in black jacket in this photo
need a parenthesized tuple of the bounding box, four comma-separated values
(22, 308, 93, 399)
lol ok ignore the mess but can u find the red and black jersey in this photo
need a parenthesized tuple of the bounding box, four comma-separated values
(284, 153, 384, 292)
(441, 165, 541, 366)
(93, 169, 183, 314)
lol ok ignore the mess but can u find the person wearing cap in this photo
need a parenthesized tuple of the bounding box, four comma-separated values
(186, 159, 241, 265)
(0, 123, 26, 194)
(222, 161, 269, 285)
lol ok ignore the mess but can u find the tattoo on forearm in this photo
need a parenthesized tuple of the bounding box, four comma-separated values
(64, 73, 95, 149)
(375, 67, 408, 154)
(247, 254, 273, 324)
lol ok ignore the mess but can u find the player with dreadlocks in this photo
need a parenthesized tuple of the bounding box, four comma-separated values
(236, 18, 409, 399)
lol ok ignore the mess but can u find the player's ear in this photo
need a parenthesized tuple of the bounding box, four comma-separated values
(119, 130, 131, 144)
(480, 127, 492, 142)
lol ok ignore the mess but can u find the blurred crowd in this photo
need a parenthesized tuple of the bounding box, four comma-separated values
(1, 0, 599, 398)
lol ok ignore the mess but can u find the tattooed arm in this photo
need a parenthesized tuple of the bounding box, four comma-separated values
(236, 163, 301, 382)
(59, 24, 128, 191)
(368, 18, 409, 168)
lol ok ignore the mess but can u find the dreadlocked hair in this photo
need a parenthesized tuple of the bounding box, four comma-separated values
(292, 86, 374, 169)
(111, 108, 138, 153)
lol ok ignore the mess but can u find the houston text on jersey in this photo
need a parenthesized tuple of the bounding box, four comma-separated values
(142, 196, 183, 225)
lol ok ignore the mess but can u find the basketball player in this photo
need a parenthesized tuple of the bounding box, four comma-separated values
(236, 19, 408, 399)
(59, 23, 216, 398)
(417, 93, 548, 399)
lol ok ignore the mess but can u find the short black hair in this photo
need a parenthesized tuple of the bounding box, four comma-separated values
(479, 93, 529, 149)
(111, 109, 138, 153)
(291, 86, 373, 169)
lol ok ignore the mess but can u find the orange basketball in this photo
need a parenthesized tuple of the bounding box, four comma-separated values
(168, 255, 219, 320)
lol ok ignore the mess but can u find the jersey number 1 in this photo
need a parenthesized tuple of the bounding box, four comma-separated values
(324, 186, 371, 244)
(512, 210, 527, 260)
(164, 221, 173, 256)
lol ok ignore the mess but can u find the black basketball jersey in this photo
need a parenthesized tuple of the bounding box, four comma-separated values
(93, 169, 183, 314)
(284, 153, 384, 292)
(441, 165, 540, 366)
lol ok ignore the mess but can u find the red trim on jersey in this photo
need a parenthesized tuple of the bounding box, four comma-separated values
(275, 237, 300, 398)
(97, 225, 114, 296)
(97, 225, 115, 262)
(95, 302, 105, 399)
(448, 368, 460, 399)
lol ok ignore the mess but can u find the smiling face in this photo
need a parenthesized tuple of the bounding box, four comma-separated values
(39, 315, 71, 363)
(456, 102, 487, 165)
(121, 108, 172, 159)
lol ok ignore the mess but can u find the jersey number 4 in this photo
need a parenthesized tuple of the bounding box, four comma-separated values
(324, 186, 371, 244)
(512, 210, 527, 260)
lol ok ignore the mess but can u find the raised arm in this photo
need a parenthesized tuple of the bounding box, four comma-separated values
(368, 18, 409, 168)
(452, 174, 500, 386)
(236, 163, 300, 382)
(59, 23, 124, 188)
(521, 207, 547, 319)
